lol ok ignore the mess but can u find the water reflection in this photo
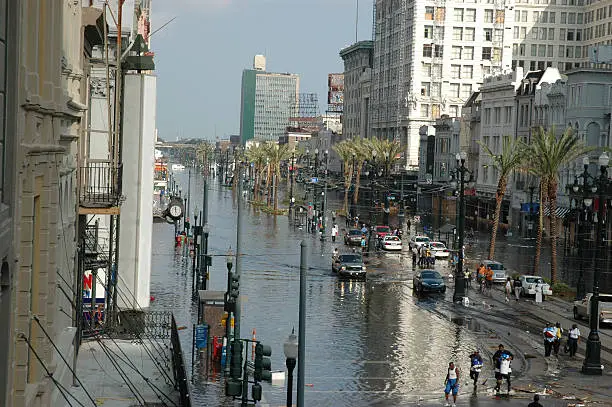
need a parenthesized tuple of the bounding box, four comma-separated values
(151, 172, 494, 406)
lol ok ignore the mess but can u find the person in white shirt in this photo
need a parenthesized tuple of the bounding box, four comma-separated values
(568, 324, 581, 357)
(331, 224, 338, 242)
(504, 278, 512, 302)
(444, 361, 460, 407)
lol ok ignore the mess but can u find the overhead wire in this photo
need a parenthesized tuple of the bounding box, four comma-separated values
(30, 315, 97, 406)
(18, 333, 90, 407)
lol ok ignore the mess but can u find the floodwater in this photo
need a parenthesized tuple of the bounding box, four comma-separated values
(147, 169, 583, 406)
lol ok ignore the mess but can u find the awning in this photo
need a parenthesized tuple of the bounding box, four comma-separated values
(542, 206, 571, 218)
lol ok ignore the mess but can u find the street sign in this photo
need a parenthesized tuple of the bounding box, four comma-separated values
(195, 324, 208, 349)
(311, 177, 319, 183)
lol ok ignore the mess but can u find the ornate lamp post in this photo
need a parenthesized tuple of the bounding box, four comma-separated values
(224, 247, 234, 374)
(570, 156, 595, 300)
(450, 151, 474, 303)
(283, 328, 298, 407)
(582, 152, 609, 376)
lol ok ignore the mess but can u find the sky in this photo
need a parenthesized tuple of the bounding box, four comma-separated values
(139, 0, 374, 141)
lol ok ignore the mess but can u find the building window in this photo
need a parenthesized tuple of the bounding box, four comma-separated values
(484, 28, 492, 41)
(453, 8, 464, 21)
(482, 47, 492, 60)
(531, 44, 537, 56)
(514, 26, 519, 39)
(550, 12, 556, 23)
(421, 104, 430, 117)
(434, 45, 443, 57)
(422, 62, 432, 76)
(452, 46, 462, 59)
(431, 82, 441, 97)
(421, 82, 431, 96)
(521, 11, 528, 22)
(423, 44, 432, 57)
(494, 107, 501, 123)
(451, 65, 461, 79)
(424, 25, 433, 39)
(485, 9, 494, 22)
(484, 108, 492, 124)
(461, 84, 472, 99)
(463, 46, 474, 59)
(450, 83, 460, 98)
(453, 27, 463, 41)
(520, 27, 526, 39)
(450, 105, 459, 117)
(505, 106, 512, 123)
(425, 6, 435, 20)
(466, 8, 476, 21)
(462, 65, 473, 79)
(432, 104, 441, 119)
(464, 27, 475, 41)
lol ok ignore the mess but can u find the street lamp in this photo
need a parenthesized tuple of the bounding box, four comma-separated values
(450, 151, 474, 303)
(225, 248, 234, 355)
(201, 223, 210, 290)
(283, 328, 298, 407)
(569, 156, 593, 300)
(582, 152, 609, 376)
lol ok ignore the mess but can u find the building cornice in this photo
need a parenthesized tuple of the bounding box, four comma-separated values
(21, 143, 67, 155)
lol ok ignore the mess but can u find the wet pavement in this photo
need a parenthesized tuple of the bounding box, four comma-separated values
(149, 170, 609, 406)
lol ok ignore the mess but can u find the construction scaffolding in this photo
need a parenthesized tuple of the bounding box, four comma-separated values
(288, 93, 322, 132)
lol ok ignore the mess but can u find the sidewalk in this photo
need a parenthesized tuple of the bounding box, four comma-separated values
(462, 282, 612, 405)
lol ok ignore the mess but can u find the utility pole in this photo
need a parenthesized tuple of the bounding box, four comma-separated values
(297, 241, 307, 407)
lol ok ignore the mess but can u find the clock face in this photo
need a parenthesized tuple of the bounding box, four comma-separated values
(169, 205, 182, 218)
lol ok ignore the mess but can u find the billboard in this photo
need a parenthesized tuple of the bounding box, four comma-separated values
(328, 73, 344, 112)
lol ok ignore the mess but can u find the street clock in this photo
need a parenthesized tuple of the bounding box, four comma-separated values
(167, 199, 184, 220)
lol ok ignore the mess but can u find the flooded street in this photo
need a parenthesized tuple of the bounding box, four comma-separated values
(149, 171, 491, 406)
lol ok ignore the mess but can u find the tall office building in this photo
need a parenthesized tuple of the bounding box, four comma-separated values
(370, 0, 514, 170)
(239, 55, 300, 144)
(370, 0, 604, 171)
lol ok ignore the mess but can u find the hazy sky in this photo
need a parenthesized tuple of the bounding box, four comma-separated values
(142, 0, 373, 141)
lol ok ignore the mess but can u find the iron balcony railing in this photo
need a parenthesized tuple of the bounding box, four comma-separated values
(171, 315, 192, 407)
(79, 161, 123, 207)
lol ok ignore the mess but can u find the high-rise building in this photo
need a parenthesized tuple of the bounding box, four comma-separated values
(340, 41, 374, 139)
(370, 0, 514, 170)
(239, 56, 300, 144)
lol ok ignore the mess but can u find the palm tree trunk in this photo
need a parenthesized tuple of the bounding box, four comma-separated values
(548, 181, 559, 284)
(273, 172, 278, 211)
(353, 165, 363, 204)
(534, 180, 545, 274)
(265, 165, 271, 206)
(488, 178, 507, 260)
(253, 170, 260, 201)
(343, 186, 349, 214)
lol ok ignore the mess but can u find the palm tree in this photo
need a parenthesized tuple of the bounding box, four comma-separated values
(479, 136, 526, 260)
(245, 144, 267, 202)
(350, 138, 370, 207)
(371, 138, 403, 176)
(526, 126, 594, 283)
(333, 140, 355, 214)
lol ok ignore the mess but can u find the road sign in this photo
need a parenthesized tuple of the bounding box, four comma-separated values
(195, 324, 208, 349)
(311, 177, 318, 183)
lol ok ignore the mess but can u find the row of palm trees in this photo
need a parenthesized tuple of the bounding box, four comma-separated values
(482, 126, 599, 284)
(333, 137, 403, 215)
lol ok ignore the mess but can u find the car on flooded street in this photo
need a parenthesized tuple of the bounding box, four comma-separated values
(381, 235, 402, 251)
(428, 241, 450, 258)
(374, 225, 392, 239)
(519, 275, 552, 298)
(482, 260, 508, 283)
(413, 269, 446, 293)
(409, 235, 430, 250)
(332, 253, 367, 279)
(344, 229, 363, 246)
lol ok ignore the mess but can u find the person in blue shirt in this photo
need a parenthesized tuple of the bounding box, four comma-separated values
(469, 350, 484, 389)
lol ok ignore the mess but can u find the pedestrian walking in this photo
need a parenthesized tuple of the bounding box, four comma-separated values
(412, 247, 417, 266)
(543, 323, 556, 357)
(505, 277, 512, 302)
(513, 276, 522, 301)
(492, 344, 514, 394)
(332, 210, 336, 223)
(331, 224, 338, 242)
(528, 394, 543, 407)
(568, 324, 581, 357)
(469, 350, 483, 390)
(444, 361, 460, 407)
(553, 322, 563, 356)
(345, 215, 350, 228)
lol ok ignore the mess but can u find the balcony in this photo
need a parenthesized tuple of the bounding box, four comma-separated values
(79, 161, 123, 213)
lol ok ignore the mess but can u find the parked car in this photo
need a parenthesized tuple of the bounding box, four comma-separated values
(519, 275, 552, 298)
(429, 241, 450, 258)
(482, 260, 507, 283)
(573, 293, 612, 325)
(374, 225, 392, 239)
(381, 235, 402, 251)
(409, 235, 430, 250)
(413, 269, 446, 293)
(332, 253, 367, 279)
(344, 229, 363, 246)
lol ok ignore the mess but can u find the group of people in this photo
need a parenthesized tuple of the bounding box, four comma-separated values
(543, 322, 581, 357)
(443, 344, 514, 407)
(412, 244, 436, 267)
(476, 263, 494, 291)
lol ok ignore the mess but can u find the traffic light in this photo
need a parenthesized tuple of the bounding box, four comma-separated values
(230, 340, 243, 380)
(228, 273, 240, 312)
(254, 343, 272, 382)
